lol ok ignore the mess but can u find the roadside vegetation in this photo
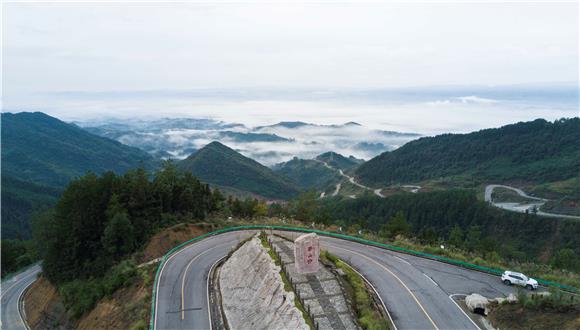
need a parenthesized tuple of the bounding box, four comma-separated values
(21, 159, 580, 325)
(488, 289, 580, 329)
(1, 239, 37, 278)
(321, 250, 390, 330)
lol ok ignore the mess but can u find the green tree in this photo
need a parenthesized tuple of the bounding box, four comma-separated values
(551, 248, 578, 271)
(291, 191, 319, 222)
(448, 225, 464, 247)
(102, 212, 135, 258)
(419, 227, 438, 244)
(465, 225, 481, 252)
(380, 211, 411, 239)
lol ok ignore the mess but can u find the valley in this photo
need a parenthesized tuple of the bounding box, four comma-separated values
(1, 113, 579, 330)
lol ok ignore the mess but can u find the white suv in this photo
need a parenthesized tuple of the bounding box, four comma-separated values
(501, 270, 538, 290)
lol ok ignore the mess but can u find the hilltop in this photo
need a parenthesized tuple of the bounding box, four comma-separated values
(1, 112, 158, 238)
(316, 152, 363, 171)
(1, 112, 156, 187)
(178, 142, 300, 199)
(355, 118, 580, 187)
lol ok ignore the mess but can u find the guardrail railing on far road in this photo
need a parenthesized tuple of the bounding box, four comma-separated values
(148, 225, 578, 330)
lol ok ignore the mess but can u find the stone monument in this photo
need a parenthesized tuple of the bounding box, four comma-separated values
(294, 233, 320, 273)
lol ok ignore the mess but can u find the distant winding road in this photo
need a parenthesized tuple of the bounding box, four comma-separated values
(152, 229, 532, 330)
(316, 160, 385, 198)
(485, 184, 580, 220)
(1, 264, 41, 330)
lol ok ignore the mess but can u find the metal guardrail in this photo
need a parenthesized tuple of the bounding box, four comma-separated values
(149, 225, 578, 330)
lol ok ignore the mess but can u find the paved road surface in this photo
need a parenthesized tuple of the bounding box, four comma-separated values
(485, 184, 580, 220)
(154, 229, 530, 330)
(1, 264, 41, 330)
(154, 231, 255, 330)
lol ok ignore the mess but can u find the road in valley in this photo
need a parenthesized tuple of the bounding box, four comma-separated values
(152, 229, 532, 330)
(485, 184, 580, 220)
(316, 160, 385, 198)
(0, 264, 41, 330)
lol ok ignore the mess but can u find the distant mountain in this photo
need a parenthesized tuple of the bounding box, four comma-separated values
(316, 152, 364, 171)
(78, 117, 420, 165)
(355, 118, 580, 186)
(256, 121, 311, 129)
(218, 131, 292, 143)
(178, 142, 300, 199)
(1, 112, 158, 238)
(272, 157, 340, 190)
(1, 112, 156, 187)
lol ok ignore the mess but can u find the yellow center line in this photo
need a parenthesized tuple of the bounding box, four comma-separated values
(180, 247, 218, 320)
(329, 244, 440, 330)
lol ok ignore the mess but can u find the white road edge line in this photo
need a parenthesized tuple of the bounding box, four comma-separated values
(394, 256, 411, 266)
(329, 244, 439, 330)
(18, 276, 37, 330)
(448, 294, 481, 330)
(153, 232, 255, 330)
(0, 269, 37, 300)
(423, 273, 439, 287)
(181, 247, 218, 320)
(207, 256, 227, 330)
(154, 242, 199, 330)
(341, 261, 398, 330)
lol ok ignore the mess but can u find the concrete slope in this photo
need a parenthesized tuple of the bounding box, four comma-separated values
(154, 231, 255, 330)
(153, 229, 536, 330)
(1, 264, 41, 330)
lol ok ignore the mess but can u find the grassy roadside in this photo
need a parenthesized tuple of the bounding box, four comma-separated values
(488, 289, 580, 329)
(258, 232, 316, 330)
(321, 250, 390, 330)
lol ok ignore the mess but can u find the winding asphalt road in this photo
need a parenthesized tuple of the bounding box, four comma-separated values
(485, 184, 580, 220)
(317, 160, 385, 198)
(1, 264, 41, 330)
(153, 229, 526, 330)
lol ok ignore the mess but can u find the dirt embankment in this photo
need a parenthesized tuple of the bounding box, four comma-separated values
(24, 223, 211, 330)
(24, 277, 73, 329)
(77, 265, 156, 330)
(139, 223, 211, 262)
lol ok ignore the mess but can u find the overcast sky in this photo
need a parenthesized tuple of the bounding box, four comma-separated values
(2, 1, 579, 132)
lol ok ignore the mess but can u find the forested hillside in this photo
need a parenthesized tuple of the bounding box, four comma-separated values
(272, 157, 340, 190)
(356, 118, 580, 186)
(318, 190, 580, 268)
(1, 176, 61, 239)
(1, 112, 156, 187)
(178, 141, 300, 199)
(34, 163, 222, 284)
(316, 151, 363, 170)
(1, 112, 158, 239)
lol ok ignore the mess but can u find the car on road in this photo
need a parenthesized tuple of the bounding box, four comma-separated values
(501, 270, 538, 290)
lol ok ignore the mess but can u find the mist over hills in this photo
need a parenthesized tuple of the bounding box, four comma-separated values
(77, 118, 419, 165)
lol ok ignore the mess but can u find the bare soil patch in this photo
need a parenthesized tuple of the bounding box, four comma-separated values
(139, 223, 211, 262)
(24, 276, 73, 329)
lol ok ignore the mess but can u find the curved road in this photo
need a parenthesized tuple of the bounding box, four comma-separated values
(154, 230, 527, 330)
(485, 184, 580, 220)
(1, 264, 41, 330)
(316, 160, 385, 198)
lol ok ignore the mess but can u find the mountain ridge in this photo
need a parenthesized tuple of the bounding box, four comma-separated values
(178, 141, 300, 199)
(355, 118, 580, 186)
